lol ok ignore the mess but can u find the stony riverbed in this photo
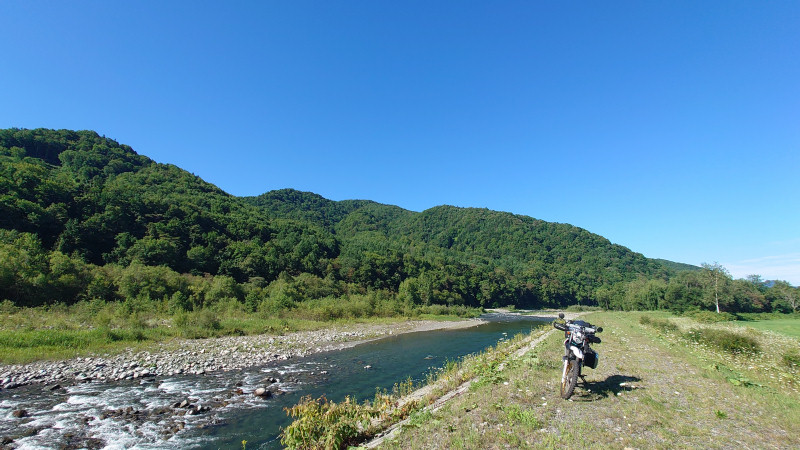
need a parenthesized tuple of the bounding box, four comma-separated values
(0, 319, 485, 391)
(1, 318, 495, 449)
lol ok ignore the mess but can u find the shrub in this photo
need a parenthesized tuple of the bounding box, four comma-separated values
(566, 305, 602, 312)
(783, 352, 800, 371)
(0, 299, 19, 314)
(685, 328, 760, 355)
(639, 315, 679, 333)
(281, 395, 372, 449)
(173, 309, 222, 338)
(685, 310, 736, 323)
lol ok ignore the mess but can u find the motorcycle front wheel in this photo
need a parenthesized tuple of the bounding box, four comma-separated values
(561, 358, 579, 399)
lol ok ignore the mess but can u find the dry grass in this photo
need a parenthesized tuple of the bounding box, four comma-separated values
(380, 312, 800, 449)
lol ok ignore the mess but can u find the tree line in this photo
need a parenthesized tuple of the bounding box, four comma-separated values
(1, 128, 797, 316)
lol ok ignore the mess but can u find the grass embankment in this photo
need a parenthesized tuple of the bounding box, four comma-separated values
(376, 312, 800, 449)
(0, 299, 482, 364)
(280, 325, 551, 449)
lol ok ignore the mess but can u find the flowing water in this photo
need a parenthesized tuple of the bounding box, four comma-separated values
(0, 313, 549, 449)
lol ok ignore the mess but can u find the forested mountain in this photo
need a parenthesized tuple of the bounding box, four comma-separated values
(653, 259, 701, 273)
(2, 128, 794, 314)
(248, 190, 668, 302)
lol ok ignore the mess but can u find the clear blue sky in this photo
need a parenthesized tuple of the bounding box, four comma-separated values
(2, 1, 798, 284)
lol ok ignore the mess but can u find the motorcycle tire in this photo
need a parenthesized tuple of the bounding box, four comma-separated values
(561, 358, 579, 399)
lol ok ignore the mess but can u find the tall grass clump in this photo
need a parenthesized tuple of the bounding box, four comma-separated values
(685, 328, 760, 355)
(566, 305, 603, 312)
(281, 395, 372, 449)
(684, 310, 737, 323)
(783, 352, 800, 371)
(639, 315, 679, 333)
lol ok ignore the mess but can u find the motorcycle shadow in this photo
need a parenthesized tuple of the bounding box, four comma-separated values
(572, 374, 642, 402)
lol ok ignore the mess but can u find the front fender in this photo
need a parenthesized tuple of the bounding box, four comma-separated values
(570, 345, 583, 360)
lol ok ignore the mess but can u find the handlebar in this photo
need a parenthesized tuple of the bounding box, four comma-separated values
(552, 319, 604, 334)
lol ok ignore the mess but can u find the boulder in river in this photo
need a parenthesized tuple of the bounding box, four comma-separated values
(253, 387, 272, 398)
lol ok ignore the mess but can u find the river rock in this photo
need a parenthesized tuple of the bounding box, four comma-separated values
(253, 387, 272, 398)
(12, 409, 28, 418)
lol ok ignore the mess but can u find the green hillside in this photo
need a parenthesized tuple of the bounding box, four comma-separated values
(2, 128, 790, 316)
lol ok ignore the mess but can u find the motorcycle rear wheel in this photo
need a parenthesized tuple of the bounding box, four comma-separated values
(561, 358, 579, 399)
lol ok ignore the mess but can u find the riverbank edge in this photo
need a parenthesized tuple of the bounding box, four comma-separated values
(355, 311, 586, 448)
(0, 317, 488, 390)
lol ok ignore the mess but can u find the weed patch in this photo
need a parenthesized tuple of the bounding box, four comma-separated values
(639, 315, 679, 333)
(783, 352, 800, 372)
(684, 310, 737, 323)
(281, 395, 372, 449)
(686, 328, 760, 355)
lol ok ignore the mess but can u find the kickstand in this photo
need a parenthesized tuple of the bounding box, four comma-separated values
(579, 375, 587, 384)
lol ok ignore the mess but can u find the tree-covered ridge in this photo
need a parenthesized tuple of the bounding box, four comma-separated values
(1, 129, 337, 303)
(2, 128, 795, 315)
(653, 258, 701, 273)
(243, 189, 380, 232)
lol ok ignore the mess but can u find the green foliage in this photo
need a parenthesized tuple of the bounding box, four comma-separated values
(565, 305, 603, 312)
(503, 404, 540, 428)
(685, 328, 760, 355)
(1, 128, 794, 320)
(639, 315, 679, 333)
(783, 352, 800, 371)
(281, 395, 372, 449)
(642, 314, 760, 355)
(685, 310, 737, 323)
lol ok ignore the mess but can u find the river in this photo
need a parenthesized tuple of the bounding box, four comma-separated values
(0, 313, 549, 449)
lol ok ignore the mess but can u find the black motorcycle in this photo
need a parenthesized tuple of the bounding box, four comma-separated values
(552, 313, 603, 399)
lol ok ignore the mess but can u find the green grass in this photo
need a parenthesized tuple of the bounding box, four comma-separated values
(735, 317, 800, 339)
(380, 311, 800, 449)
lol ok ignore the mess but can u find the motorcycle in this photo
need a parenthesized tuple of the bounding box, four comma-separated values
(552, 313, 603, 399)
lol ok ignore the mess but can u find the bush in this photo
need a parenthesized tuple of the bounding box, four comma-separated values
(281, 395, 372, 449)
(685, 328, 760, 355)
(639, 315, 679, 333)
(566, 305, 602, 312)
(783, 352, 800, 371)
(173, 309, 222, 338)
(685, 310, 737, 323)
(0, 299, 20, 314)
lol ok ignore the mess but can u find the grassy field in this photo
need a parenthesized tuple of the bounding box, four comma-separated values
(379, 312, 800, 449)
(734, 317, 800, 339)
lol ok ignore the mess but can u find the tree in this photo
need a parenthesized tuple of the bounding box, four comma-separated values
(769, 280, 799, 313)
(701, 262, 731, 313)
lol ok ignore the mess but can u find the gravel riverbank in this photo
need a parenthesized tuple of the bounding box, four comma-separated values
(0, 318, 486, 390)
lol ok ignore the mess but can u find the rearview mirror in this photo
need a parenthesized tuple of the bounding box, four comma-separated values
(558, 313, 565, 319)
(597, 327, 603, 333)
